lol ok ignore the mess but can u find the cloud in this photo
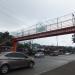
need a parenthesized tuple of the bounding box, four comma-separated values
(0, 0, 74, 46)
(0, 0, 75, 31)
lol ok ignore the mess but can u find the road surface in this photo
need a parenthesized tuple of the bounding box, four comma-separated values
(6, 54, 75, 75)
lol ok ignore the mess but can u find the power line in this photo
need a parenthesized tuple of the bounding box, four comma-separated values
(0, 1, 26, 24)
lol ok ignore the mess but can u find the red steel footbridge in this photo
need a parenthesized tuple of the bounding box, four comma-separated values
(9, 13, 75, 52)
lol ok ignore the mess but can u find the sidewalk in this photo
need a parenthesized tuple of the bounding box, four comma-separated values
(41, 61, 75, 75)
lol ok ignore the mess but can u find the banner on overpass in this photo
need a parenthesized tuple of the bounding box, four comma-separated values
(36, 23, 46, 33)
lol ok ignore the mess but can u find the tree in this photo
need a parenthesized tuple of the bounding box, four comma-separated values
(17, 42, 35, 55)
(0, 31, 13, 46)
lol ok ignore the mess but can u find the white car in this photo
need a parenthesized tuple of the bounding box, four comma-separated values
(65, 52, 71, 55)
(35, 52, 44, 57)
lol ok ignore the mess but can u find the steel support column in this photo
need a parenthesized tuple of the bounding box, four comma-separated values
(11, 38, 17, 52)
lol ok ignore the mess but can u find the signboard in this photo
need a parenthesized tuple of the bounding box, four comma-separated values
(36, 23, 46, 33)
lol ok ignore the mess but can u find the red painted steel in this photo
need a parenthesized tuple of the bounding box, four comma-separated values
(11, 39, 17, 52)
(15, 26, 75, 41)
(12, 13, 75, 51)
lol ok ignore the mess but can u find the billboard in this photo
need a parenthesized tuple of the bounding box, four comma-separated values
(36, 23, 46, 33)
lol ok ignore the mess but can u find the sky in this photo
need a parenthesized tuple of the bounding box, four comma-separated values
(0, 0, 75, 46)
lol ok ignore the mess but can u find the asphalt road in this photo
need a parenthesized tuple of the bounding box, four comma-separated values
(6, 54, 75, 75)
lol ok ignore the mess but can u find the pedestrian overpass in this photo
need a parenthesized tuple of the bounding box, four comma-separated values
(11, 13, 75, 52)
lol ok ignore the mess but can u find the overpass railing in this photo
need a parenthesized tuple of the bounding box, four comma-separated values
(12, 13, 75, 38)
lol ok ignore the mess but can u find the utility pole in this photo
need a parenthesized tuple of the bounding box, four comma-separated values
(56, 18, 59, 50)
(56, 36, 58, 46)
(72, 13, 75, 43)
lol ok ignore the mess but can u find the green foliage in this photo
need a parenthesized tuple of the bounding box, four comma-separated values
(0, 31, 13, 46)
(17, 43, 31, 49)
(17, 42, 34, 55)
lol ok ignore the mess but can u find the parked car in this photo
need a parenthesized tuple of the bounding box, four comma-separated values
(0, 52, 35, 74)
(34, 52, 45, 57)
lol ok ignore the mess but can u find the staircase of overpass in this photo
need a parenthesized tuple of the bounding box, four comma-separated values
(11, 13, 75, 51)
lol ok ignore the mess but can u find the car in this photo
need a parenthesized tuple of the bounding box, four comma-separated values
(50, 53, 59, 56)
(50, 51, 59, 56)
(65, 52, 71, 55)
(34, 52, 45, 57)
(0, 52, 35, 74)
